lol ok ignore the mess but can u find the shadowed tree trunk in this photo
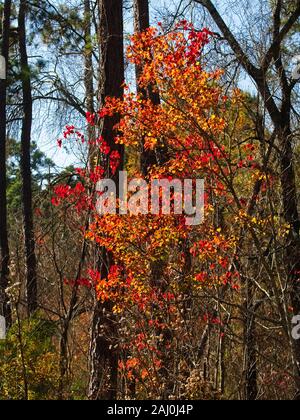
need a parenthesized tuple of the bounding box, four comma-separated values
(18, 0, 38, 316)
(0, 0, 12, 329)
(89, 0, 124, 400)
(84, 0, 96, 161)
(134, 0, 161, 176)
(244, 278, 258, 400)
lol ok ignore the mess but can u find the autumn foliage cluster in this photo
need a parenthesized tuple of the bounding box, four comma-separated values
(47, 22, 296, 399)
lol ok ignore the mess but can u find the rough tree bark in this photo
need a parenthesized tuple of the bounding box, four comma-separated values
(244, 278, 258, 400)
(84, 0, 96, 159)
(134, 0, 161, 176)
(18, 0, 38, 316)
(89, 0, 124, 400)
(0, 0, 12, 329)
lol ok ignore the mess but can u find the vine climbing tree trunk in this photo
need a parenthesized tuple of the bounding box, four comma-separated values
(89, 0, 124, 400)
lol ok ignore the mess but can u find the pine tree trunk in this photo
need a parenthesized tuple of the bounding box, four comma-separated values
(84, 0, 96, 160)
(89, 0, 124, 400)
(0, 0, 12, 329)
(134, 0, 163, 176)
(18, 0, 38, 316)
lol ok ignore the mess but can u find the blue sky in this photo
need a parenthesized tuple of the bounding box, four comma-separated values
(35, 0, 256, 169)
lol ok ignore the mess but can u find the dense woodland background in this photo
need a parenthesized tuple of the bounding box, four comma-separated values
(0, 0, 300, 400)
